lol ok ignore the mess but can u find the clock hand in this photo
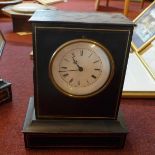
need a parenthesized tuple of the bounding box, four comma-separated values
(59, 69, 79, 72)
(72, 56, 83, 72)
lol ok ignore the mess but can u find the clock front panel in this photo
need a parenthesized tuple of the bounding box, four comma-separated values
(33, 25, 132, 119)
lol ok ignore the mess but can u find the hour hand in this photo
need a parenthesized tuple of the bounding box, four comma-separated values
(72, 55, 83, 72)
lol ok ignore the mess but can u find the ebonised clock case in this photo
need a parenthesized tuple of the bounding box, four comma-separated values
(23, 10, 134, 148)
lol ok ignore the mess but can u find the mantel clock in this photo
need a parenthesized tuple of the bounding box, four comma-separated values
(23, 10, 134, 148)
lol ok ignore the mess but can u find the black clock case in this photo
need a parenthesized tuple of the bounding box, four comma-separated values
(23, 10, 134, 148)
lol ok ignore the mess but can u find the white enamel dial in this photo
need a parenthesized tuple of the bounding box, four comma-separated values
(49, 39, 114, 98)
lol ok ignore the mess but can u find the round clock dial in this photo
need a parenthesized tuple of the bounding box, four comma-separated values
(49, 39, 114, 98)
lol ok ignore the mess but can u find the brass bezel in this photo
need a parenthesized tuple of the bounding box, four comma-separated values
(49, 38, 115, 98)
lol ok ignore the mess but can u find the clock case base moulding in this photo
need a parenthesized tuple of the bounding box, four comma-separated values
(23, 97, 128, 148)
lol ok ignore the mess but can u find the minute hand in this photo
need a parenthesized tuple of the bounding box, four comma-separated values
(72, 56, 83, 72)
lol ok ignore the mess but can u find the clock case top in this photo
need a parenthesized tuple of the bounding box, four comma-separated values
(30, 10, 134, 120)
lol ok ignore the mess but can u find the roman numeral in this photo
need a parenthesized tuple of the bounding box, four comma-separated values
(91, 75, 97, 79)
(94, 68, 101, 71)
(80, 50, 83, 56)
(69, 78, 73, 83)
(93, 60, 100, 63)
(63, 73, 69, 77)
(59, 70, 67, 72)
(61, 67, 67, 69)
